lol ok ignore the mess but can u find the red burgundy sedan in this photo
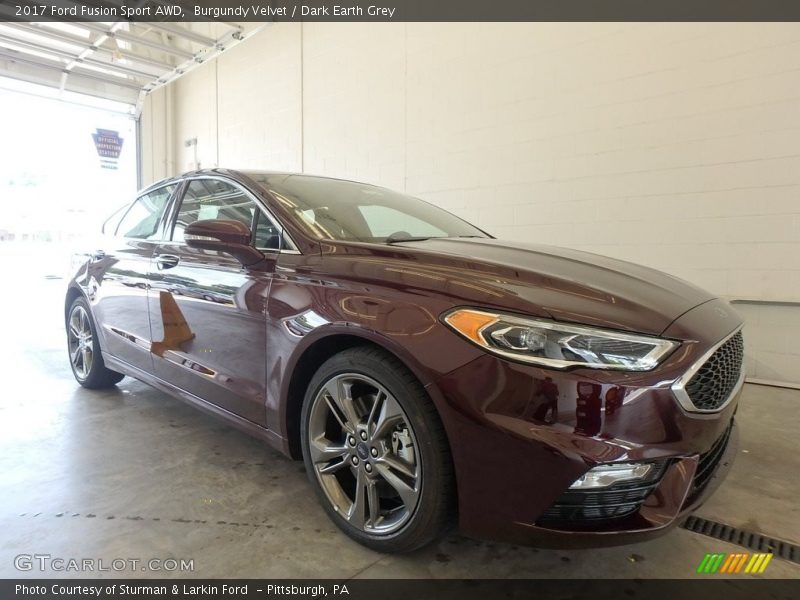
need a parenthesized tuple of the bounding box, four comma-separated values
(65, 169, 743, 552)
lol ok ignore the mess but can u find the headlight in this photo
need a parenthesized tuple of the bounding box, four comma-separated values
(442, 308, 678, 371)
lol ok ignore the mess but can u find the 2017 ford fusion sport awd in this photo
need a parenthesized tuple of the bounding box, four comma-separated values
(65, 169, 743, 552)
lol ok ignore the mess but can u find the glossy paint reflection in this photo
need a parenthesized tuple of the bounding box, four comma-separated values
(148, 244, 272, 425)
(151, 291, 195, 357)
(64, 169, 747, 547)
(88, 240, 156, 373)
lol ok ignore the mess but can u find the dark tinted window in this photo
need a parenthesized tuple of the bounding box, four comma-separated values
(248, 174, 487, 243)
(252, 210, 282, 250)
(172, 179, 255, 243)
(116, 185, 176, 239)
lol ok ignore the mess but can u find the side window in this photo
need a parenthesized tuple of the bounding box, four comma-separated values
(116, 185, 176, 239)
(172, 179, 256, 243)
(253, 210, 283, 250)
(102, 203, 129, 235)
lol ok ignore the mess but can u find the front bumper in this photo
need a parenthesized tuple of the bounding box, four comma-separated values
(427, 298, 742, 547)
(523, 420, 738, 548)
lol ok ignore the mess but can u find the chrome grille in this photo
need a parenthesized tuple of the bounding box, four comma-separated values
(685, 332, 744, 411)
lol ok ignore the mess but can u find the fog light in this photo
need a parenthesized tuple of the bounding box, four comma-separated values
(569, 462, 652, 489)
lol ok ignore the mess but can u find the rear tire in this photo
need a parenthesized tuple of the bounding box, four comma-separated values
(300, 346, 455, 553)
(66, 297, 124, 389)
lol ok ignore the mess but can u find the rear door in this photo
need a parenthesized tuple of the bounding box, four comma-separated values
(91, 184, 177, 373)
(148, 177, 276, 425)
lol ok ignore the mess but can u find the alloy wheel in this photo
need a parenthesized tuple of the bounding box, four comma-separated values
(307, 373, 422, 535)
(67, 305, 94, 380)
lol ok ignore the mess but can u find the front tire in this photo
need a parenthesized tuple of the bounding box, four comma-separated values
(66, 297, 124, 389)
(300, 346, 455, 553)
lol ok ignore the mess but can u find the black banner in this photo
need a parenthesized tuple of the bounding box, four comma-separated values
(3, 0, 800, 22)
(3, 579, 800, 600)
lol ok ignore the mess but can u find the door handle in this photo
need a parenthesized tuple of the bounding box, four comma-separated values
(155, 254, 180, 270)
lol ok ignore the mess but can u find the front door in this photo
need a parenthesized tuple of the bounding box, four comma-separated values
(92, 185, 177, 373)
(148, 178, 272, 425)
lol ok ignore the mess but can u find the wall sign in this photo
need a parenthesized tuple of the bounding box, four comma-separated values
(92, 129, 124, 170)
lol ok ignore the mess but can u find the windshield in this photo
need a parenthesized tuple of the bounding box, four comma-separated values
(248, 174, 489, 243)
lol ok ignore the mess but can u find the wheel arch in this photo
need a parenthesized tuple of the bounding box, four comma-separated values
(64, 285, 86, 323)
(282, 330, 440, 461)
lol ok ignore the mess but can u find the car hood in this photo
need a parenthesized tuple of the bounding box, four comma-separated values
(388, 237, 715, 336)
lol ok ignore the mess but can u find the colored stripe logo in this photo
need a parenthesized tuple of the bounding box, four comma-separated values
(697, 552, 773, 574)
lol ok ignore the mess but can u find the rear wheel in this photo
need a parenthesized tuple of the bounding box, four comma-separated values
(300, 346, 455, 552)
(67, 297, 124, 389)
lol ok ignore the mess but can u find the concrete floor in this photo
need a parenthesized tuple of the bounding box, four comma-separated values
(1, 243, 798, 579)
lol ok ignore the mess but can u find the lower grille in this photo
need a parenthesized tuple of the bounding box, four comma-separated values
(537, 459, 669, 529)
(688, 423, 733, 501)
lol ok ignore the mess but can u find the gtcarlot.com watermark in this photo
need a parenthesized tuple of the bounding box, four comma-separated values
(14, 553, 194, 573)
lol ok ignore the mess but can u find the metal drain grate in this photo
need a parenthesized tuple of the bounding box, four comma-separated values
(682, 515, 800, 564)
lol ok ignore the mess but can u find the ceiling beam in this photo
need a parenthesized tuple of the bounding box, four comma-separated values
(0, 75, 137, 111)
(0, 33, 159, 79)
(0, 23, 87, 53)
(138, 23, 217, 47)
(4, 23, 176, 70)
(82, 24, 195, 60)
(0, 48, 141, 90)
(72, 0, 217, 46)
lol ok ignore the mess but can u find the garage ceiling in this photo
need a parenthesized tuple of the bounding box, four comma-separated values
(0, 4, 260, 110)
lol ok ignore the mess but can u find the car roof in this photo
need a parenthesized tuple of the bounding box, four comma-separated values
(139, 168, 382, 196)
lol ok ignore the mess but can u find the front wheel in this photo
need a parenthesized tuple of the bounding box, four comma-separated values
(67, 297, 124, 389)
(300, 346, 455, 553)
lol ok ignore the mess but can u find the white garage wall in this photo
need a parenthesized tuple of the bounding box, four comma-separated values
(139, 86, 170, 184)
(139, 22, 800, 386)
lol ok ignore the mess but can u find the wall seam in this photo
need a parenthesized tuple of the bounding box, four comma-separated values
(300, 21, 305, 173)
(215, 60, 220, 167)
(163, 92, 166, 176)
(151, 95, 156, 181)
(403, 22, 408, 193)
(165, 86, 173, 176)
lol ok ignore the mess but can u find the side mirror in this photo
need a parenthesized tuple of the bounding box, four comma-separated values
(184, 219, 265, 267)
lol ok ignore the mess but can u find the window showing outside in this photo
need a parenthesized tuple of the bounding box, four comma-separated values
(116, 186, 176, 239)
(0, 81, 138, 277)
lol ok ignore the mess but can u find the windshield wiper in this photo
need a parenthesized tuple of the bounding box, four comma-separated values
(384, 234, 486, 244)
(385, 234, 437, 244)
